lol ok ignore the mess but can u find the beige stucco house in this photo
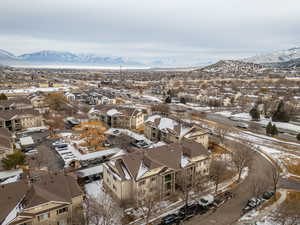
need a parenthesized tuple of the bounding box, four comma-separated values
(0, 173, 84, 225)
(144, 115, 209, 148)
(103, 140, 211, 206)
(89, 105, 145, 130)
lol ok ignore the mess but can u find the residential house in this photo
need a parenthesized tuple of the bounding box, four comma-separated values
(103, 140, 211, 206)
(0, 127, 13, 159)
(89, 105, 145, 130)
(0, 109, 43, 131)
(0, 98, 33, 111)
(144, 115, 209, 148)
(28, 94, 50, 113)
(0, 173, 84, 225)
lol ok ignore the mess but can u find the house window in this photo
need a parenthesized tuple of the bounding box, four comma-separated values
(165, 182, 172, 190)
(151, 177, 156, 182)
(139, 180, 146, 186)
(57, 207, 68, 214)
(57, 220, 66, 225)
(164, 174, 171, 182)
(113, 184, 117, 190)
(37, 212, 50, 221)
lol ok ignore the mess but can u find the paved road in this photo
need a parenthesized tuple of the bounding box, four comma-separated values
(279, 178, 300, 191)
(185, 146, 274, 225)
(36, 139, 65, 171)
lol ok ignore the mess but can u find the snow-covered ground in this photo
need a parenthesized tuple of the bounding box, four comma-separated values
(228, 130, 300, 179)
(141, 95, 162, 103)
(215, 111, 300, 133)
(0, 86, 70, 94)
(85, 180, 107, 199)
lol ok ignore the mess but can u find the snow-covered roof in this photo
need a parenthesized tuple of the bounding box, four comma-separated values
(77, 165, 103, 177)
(136, 161, 149, 179)
(0, 169, 23, 180)
(106, 109, 120, 116)
(80, 148, 122, 161)
(180, 155, 190, 168)
(19, 136, 34, 146)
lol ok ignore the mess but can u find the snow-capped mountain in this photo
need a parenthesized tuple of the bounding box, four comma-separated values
(0, 49, 18, 60)
(243, 47, 300, 64)
(0, 49, 144, 66)
(18, 50, 130, 65)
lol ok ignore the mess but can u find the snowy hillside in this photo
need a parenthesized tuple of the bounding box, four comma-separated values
(244, 47, 300, 64)
(196, 60, 265, 74)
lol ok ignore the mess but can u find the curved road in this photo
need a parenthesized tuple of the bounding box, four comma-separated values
(185, 146, 275, 225)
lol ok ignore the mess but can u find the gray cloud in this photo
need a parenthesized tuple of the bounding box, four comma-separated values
(0, 0, 300, 65)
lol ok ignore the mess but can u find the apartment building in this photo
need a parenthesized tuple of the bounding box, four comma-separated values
(0, 98, 33, 111)
(0, 109, 43, 131)
(0, 173, 84, 225)
(89, 105, 145, 130)
(103, 140, 211, 206)
(144, 115, 209, 148)
(0, 127, 13, 159)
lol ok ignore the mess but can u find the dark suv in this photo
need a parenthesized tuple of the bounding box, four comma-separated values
(160, 214, 179, 225)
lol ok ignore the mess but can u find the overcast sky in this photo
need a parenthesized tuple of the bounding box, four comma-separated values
(1, 0, 300, 65)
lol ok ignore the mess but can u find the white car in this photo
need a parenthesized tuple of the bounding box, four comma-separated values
(198, 194, 214, 207)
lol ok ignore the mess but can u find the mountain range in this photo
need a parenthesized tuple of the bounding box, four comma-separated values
(0, 49, 145, 67)
(1, 47, 300, 68)
(243, 47, 300, 65)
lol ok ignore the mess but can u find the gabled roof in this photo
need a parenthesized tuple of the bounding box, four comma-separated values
(0, 98, 31, 108)
(0, 173, 83, 223)
(107, 140, 209, 181)
(0, 109, 40, 121)
(145, 115, 195, 137)
(0, 181, 28, 223)
(93, 105, 143, 117)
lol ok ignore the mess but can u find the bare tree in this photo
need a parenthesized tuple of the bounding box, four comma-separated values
(209, 160, 227, 194)
(250, 177, 268, 198)
(231, 142, 253, 181)
(269, 164, 280, 195)
(215, 126, 229, 144)
(73, 194, 122, 225)
(137, 182, 160, 225)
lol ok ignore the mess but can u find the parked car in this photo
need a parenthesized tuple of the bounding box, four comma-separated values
(159, 214, 179, 225)
(262, 191, 274, 200)
(242, 197, 264, 214)
(178, 204, 199, 220)
(236, 122, 249, 129)
(198, 194, 214, 208)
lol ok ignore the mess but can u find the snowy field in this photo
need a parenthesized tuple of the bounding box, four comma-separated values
(0, 86, 70, 94)
(215, 111, 300, 133)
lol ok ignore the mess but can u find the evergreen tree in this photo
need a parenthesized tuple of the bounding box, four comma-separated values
(272, 124, 278, 136)
(2, 150, 26, 170)
(296, 133, 300, 141)
(180, 97, 186, 104)
(165, 95, 172, 104)
(249, 106, 260, 121)
(272, 100, 290, 122)
(266, 122, 273, 136)
(0, 93, 8, 100)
